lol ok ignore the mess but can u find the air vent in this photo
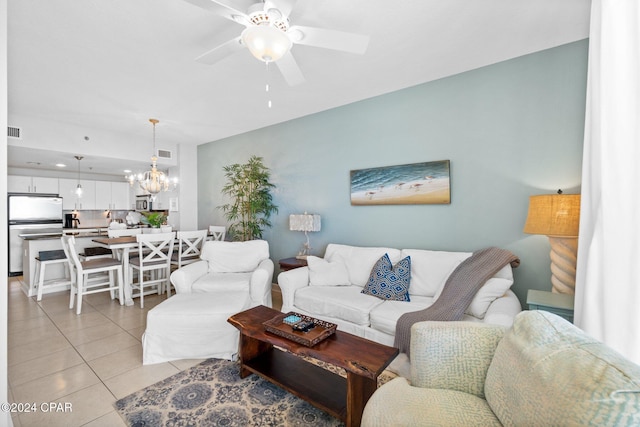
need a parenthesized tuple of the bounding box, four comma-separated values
(157, 149, 172, 159)
(8, 126, 22, 139)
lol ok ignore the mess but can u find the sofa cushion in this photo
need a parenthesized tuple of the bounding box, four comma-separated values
(485, 311, 640, 426)
(191, 272, 253, 293)
(401, 249, 471, 297)
(369, 295, 435, 335)
(201, 240, 269, 273)
(306, 256, 350, 286)
(361, 254, 411, 301)
(465, 265, 514, 319)
(325, 244, 401, 287)
(294, 285, 384, 326)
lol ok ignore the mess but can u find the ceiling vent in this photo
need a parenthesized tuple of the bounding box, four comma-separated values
(8, 126, 22, 139)
(157, 149, 172, 159)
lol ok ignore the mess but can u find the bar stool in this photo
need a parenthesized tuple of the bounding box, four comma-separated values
(35, 250, 73, 301)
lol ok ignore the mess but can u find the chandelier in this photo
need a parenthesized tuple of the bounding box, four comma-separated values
(126, 118, 177, 196)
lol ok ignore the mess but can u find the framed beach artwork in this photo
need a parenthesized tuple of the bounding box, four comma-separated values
(350, 160, 451, 205)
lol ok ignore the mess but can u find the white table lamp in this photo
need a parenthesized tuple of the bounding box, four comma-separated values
(289, 213, 321, 259)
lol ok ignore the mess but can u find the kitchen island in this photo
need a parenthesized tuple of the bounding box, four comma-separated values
(20, 229, 110, 297)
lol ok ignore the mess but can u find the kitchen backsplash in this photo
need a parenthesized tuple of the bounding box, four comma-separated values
(63, 210, 130, 228)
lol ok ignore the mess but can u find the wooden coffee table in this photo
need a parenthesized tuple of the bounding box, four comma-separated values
(228, 305, 399, 427)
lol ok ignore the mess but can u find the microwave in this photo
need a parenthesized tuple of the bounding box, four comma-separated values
(135, 196, 152, 211)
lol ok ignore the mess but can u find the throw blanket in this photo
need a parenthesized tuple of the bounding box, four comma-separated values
(394, 247, 520, 356)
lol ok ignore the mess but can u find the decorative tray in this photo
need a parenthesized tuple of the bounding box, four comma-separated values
(263, 312, 337, 347)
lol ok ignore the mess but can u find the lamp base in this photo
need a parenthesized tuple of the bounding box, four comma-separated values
(548, 236, 578, 295)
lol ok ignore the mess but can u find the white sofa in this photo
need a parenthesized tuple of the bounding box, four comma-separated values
(278, 244, 521, 346)
(170, 239, 274, 307)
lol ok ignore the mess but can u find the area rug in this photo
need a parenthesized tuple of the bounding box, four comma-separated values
(116, 357, 388, 427)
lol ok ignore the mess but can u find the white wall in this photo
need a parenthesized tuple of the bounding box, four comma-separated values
(198, 40, 588, 306)
(176, 143, 198, 231)
(1, 0, 12, 424)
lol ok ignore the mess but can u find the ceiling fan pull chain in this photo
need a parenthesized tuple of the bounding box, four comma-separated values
(265, 61, 273, 109)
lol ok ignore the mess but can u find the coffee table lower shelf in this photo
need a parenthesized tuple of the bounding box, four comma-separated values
(243, 348, 347, 421)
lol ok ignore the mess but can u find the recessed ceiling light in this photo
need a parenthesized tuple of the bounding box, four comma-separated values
(123, 169, 132, 173)
(55, 163, 67, 168)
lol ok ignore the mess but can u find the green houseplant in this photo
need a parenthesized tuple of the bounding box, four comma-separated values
(140, 211, 167, 228)
(219, 155, 278, 241)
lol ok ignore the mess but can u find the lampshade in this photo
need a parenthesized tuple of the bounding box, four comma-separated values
(523, 194, 581, 237)
(289, 213, 321, 232)
(241, 25, 292, 63)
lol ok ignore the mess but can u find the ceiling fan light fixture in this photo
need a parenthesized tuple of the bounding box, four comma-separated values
(241, 24, 292, 63)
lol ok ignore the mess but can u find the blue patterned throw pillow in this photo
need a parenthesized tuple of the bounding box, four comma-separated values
(361, 254, 411, 301)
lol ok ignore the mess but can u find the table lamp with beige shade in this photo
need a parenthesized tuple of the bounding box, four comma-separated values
(524, 191, 581, 294)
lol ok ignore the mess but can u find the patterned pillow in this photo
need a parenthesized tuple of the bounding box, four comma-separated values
(361, 254, 411, 301)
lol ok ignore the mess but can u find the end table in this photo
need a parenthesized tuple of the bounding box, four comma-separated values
(527, 289, 574, 323)
(278, 257, 308, 271)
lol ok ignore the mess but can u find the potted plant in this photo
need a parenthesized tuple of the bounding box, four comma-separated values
(219, 155, 278, 241)
(140, 212, 168, 232)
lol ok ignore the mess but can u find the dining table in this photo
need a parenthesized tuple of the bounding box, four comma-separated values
(92, 236, 139, 306)
(92, 232, 215, 305)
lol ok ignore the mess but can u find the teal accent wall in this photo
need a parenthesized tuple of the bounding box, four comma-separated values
(198, 40, 588, 306)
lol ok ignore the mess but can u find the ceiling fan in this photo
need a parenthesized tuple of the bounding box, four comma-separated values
(183, 0, 370, 86)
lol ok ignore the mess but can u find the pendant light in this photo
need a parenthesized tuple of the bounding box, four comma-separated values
(138, 118, 169, 196)
(74, 156, 83, 197)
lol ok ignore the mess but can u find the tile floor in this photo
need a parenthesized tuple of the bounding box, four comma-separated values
(6, 276, 283, 427)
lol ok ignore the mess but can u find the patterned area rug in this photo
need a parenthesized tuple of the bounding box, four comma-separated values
(115, 358, 397, 427)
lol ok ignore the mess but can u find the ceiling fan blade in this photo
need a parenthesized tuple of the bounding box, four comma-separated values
(195, 36, 245, 65)
(275, 52, 305, 86)
(264, 0, 297, 19)
(288, 25, 369, 55)
(182, 0, 252, 26)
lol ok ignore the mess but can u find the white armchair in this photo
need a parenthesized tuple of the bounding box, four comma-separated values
(144, 240, 274, 364)
(169, 239, 274, 308)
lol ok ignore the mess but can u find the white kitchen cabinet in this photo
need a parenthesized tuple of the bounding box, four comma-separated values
(95, 181, 130, 210)
(8, 175, 59, 194)
(58, 178, 96, 210)
(58, 178, 78, 209)
(111, 182, 131, 209)
(76, 180, 96, 210)
(95, 181, 112, 210)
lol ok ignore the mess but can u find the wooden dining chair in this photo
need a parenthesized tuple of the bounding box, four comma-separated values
(209, 225, 226, 241)
(129, 232, 175, 308)
(171, 229, 207, 268)
(62, 235, 124, 314)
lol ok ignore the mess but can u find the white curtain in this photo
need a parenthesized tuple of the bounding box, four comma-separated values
(575, 0, 640, 364)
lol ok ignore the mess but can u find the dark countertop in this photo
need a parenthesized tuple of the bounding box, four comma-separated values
(20, 234, 64, 241)
(21, 232, 107, 241)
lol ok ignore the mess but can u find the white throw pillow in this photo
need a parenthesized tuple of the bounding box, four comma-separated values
(325, 244, 401, 287)
(307, 256, 351, 286)
(465, 265, 514, 318)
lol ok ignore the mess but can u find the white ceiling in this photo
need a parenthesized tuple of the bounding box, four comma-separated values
(7, 0, 591, 177)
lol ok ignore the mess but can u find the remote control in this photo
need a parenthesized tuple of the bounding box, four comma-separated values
(292, 320, 315, 332)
